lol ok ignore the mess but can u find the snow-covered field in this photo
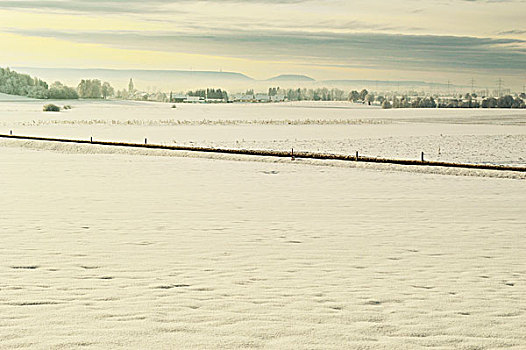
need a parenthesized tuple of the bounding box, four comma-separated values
(1, 100, 525, 166)
(0, 100, 525, 349)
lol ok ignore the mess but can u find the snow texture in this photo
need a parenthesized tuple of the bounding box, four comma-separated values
(0, 100, 524, 349)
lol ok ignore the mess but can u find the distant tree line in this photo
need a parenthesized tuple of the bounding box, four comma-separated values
(0, 67, 50, 98)
(233, 87, 347, 101)
(388, 96, 437, 108)
(186, 88, 228, 101)
(4, 66, 524, 108)
(288, 88, 346, 101)
(379, 93, 525, 109)
(240, 87, 347, 101)
(479, 95, 525, 108)
(77, 79, 114, 99)
(0, 67, 120, 100)
(48, 81, 79, 99)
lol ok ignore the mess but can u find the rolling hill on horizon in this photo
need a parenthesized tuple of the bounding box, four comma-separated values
(13, 67, 256, 91)
(267, 74, 316, 82)
(9, 67, 469, 93)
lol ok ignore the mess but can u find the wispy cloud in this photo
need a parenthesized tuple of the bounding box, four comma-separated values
(0, 0, 307, 14)
(1, 0, 525, 86)
(498, 29, 526, 35)
(7, 28, 525, 72)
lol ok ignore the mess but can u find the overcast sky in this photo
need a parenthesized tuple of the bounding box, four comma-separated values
(0, 0, 524, 88)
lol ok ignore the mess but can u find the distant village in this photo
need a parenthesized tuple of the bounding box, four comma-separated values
(168, 92, 287, 104)
(121, 79, 526, 109)
(1, 67, 525, 109)
(122, 82, 307, 104)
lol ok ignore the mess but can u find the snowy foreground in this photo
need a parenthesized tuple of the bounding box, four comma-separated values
(0, 101, 525, 349)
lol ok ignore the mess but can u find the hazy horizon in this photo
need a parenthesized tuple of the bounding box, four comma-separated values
(10, 66, 489, 94)
(1, 0, 525, 90)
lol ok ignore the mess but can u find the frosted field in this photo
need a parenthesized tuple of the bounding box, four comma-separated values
(0, 100, 525, 349)
(1, 100, 525, 166)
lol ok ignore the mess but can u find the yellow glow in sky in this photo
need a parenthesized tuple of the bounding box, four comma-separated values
(0, 0, 524, 88)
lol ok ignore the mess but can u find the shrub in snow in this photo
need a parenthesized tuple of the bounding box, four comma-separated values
(43, 104, 60, 112)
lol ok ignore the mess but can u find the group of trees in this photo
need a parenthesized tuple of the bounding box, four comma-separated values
(280, 88, 346, 101)
(480, 95, 525, 109)
(77, 79, 114, 99)
(384, 96, 437, 109)
(268, 87, 279, 96)
(233, 87, 347, 102)
(0, 67, 119, 100)
(347, 89, 526, 109)
(348, 89, 370, 103)
(0, 67, 50, 98)
(48, 81, 79, 99)
(380, 93, 526, 109)
(349, 89, 382, 105)
(346, 90, 526, 109)
(186, 88, 228, 101)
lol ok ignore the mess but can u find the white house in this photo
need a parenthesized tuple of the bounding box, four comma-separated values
(271, 94, 286, 102)
(185, 96, 204, 103)
(255, 93, 271, 102)
(230, 94, 254, 102)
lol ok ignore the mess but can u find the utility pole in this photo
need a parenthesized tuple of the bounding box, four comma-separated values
(470, 78, 475, 94)
(497, 78, 503, 97)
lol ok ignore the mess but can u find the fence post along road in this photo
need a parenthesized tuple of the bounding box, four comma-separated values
(1, 133, 525, 173)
